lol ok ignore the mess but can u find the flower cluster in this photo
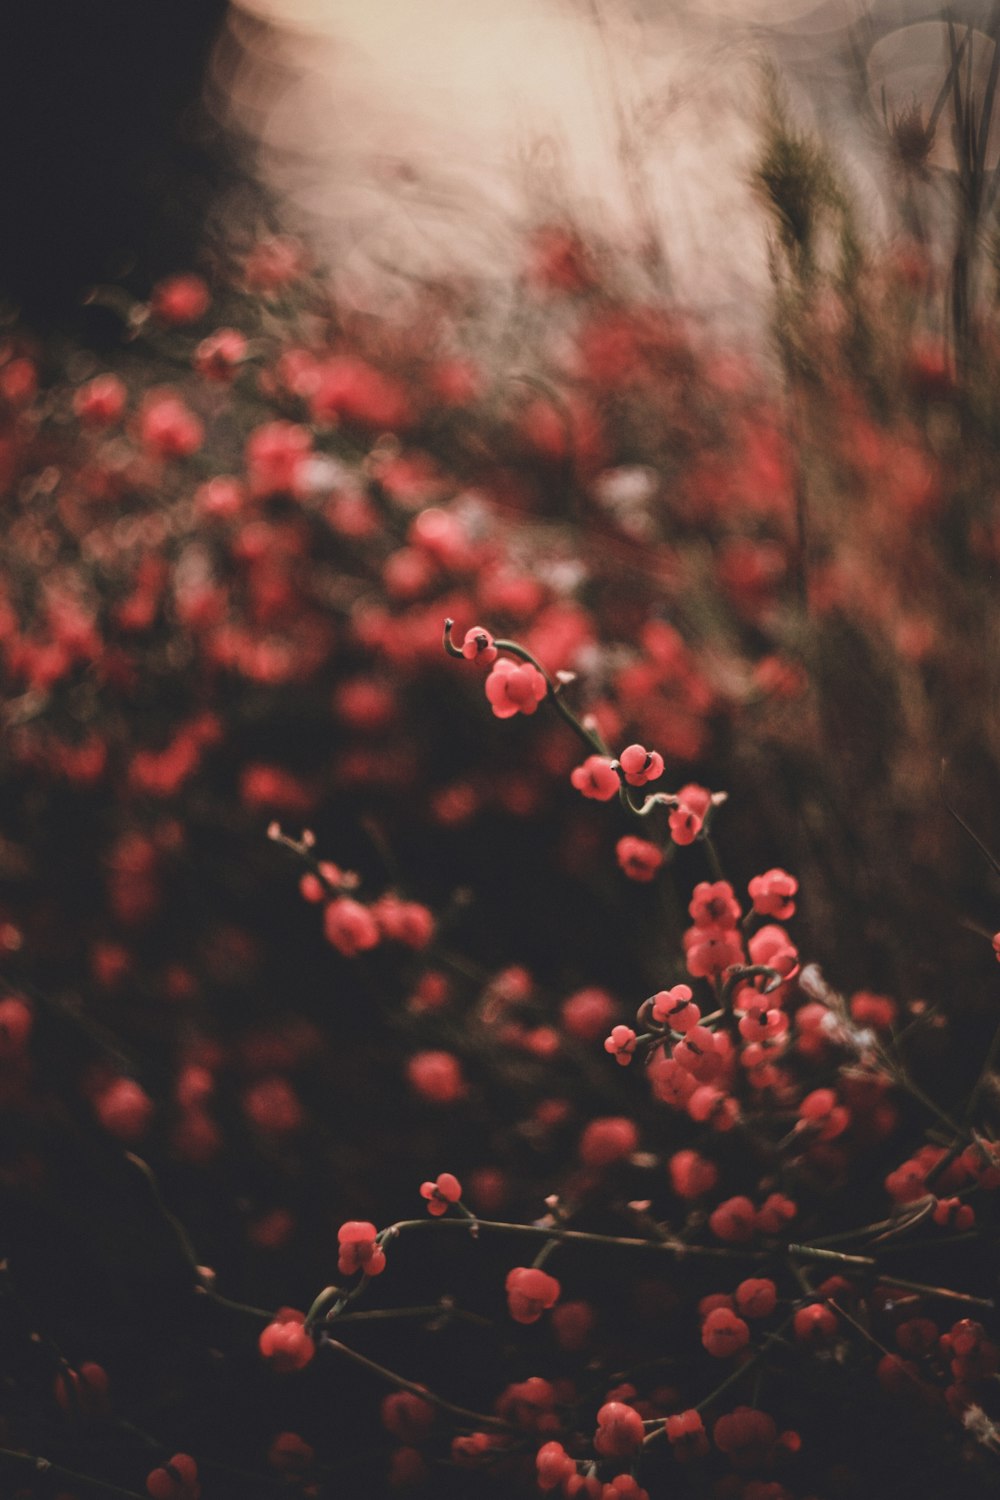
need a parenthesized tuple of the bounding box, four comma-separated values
(6, 119, 1000, 1500)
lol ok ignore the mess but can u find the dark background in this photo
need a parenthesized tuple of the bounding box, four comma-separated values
(0, 0, 239, 327)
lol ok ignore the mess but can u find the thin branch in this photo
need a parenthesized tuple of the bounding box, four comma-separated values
(876, 1275, 993, 1311)
(940, 760, 1000, 878)
(974, 3, 1000, 182)
(0, 1448, 145, 1500)
(321, 1337, 513, 1431)
(378, 1214, 768, 1262)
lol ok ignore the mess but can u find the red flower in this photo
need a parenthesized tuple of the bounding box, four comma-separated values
(669, 1148, 718, 1199)
(139, 389, 203, 458)
(748, 868, 798, 921)
(932, 1197, 975, 1230)
(737, 1001, 788, 1044)
(684, 923, 744, 979)
(604, 1025, 638, 1066)
(337, 1221, 387, 1277)
(0, 356, 36, 407)
(258, 1309, 315, 1373)
(561, 988, 617, 1041)
(54, 1361, 110, 1417)
(460, 625, 498, 663)
(551, 1300, 595, 1352)
(267, 1432, 315, 1473)
(713, 1407, 778, 1468)
(702, 1306, 751, 1357)
(194, 327, 247, 382)
(73, 373, 126, 426)
(419, 1172, 463, 1216)
(735, 1278, 778, 1319)
(323, 897, 380, 957)
(484, 657, 547, 718)
(849, 990, 897, 1031)
(451, 1431, 500, 1466)
(616, 835, 663, 882)
(594, 1400, 645, 1457)
(571, 755, 619, 801)
(527, 225, 595, 292)
(650, 984, 700, 1031)
(885, 1158, 928, 1204)
(0, 996, 32, 1058)
(496, 1376, 557, 1430)
(797, 1088, 849, 1141)
(689, 880, 741, 929)
(672, 1025, 724, 1083)
(668, 783, 712, 845)
(603, 1478, 649, 1500)
(381, 1391, 435, 1444)
(669, 804, 703, 845)
(618, 743, 664, 787)
(664, 1409, 709, 1460)
(240, 764, 314, 813)
(688, 1085, 739, 1130)
(244, 234, 306, 290)
(146, 1453, 201, 1500)
(579, 1116, 638, 1166)
(648, 1054, 698, 1108)
(505, 1266, 561, 1324)
(242, 1076, 303, 1135)
(709, 1196, 756, 1243)
(309, 356, 411, 431)
(94, 1078, 153, 1142)
(755, 1193, 797, 1235)
(150, 274, 210, 325)
(245, 420, 312, 497)
(748, 925, 799, 984)
(407, 1050, 466, 1104)
(536, 1440, 575, 1491)
(793, 1303, 838, 1345)
(372, 896, 434, 949)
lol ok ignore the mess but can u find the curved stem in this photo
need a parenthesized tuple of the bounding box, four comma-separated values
(124, 1152, 200, 1270)
(890, 1066, 962, 1137)
(0, 1448, 145, 1500)
(305, 1283, 345, 1330)
(378, 1214, 765, 1261)
(321, 1337, 513, 1431)
(721, 965, 785, 1018)
(445, 618, 609, 756)
(874, 1275, 993, 1311)
(644, 1314, 797, 1445)
(614, 774, 677, 819)
(702, 834, 725, 882)
(493, 637, 606, 756)
(202, 1287, 272, 1320)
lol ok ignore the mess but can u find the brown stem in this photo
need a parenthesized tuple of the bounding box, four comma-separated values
(0, 1448, 145, 1500)
(493, 638, 607, 756)
(644, 1314, 796, 1444)
(321, 1337, 513, 1431)
(379, 1214, 767, 1262)
(875, 1276, 993, 1311)
(786, 1244, 876, 1269)
(202, 1287, 272, 1320)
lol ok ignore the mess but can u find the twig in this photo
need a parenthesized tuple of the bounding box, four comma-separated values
(378, 1214, 767, 1263)
(0, 1448, 145, 1500)
(320, 1337, 513, 1431)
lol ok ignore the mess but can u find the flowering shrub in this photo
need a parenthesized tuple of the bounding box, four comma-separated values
(4, 77, 1000, 1494)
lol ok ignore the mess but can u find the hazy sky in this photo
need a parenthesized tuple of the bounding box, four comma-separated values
(214, 2, 990, 327)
